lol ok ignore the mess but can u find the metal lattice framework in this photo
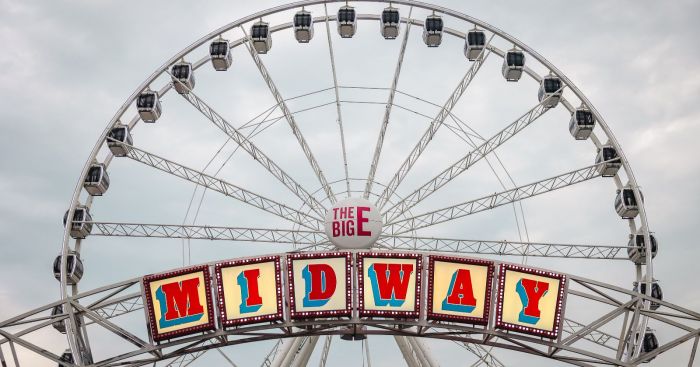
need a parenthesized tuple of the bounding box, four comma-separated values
(1, 1, 697, 366)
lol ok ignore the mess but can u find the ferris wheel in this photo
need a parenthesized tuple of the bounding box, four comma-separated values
(1, 1, 698, 366)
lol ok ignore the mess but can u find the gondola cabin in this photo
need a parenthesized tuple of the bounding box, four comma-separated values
(422, 15, 443, 47)
(171, 61, 195, 94)
(627, 232, 658, 264)
(627, 328, 659, 358)
(381, 7, 400, 40)
(615, 186, 643, 219)
(136, 90, 161, 123)
(106, 124, 132, 157)
(59, 350, 75, 365)
(634, 281, 663, 311)
(595, 145, 622, 177)
(464, 29, 486, 61)
(502, 49, 525, 82)
(337, 6, 357, 38)
(84, 163, 110, 196)
(294, 10, 314, 43)
(569, 107, 596, 140)
(63, 206, 92, 239)
(251, 21, 272, 54)
(53, 251, 84, 285)
(209, 38, 232, 71)
(51, 305, 82, 334)
(538, 75, 563, 108)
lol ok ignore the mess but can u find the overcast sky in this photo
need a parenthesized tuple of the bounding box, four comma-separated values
(1, 0, 699, 366)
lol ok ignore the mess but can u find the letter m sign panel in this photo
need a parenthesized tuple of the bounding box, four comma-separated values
(142, 265, 215, 342)
(495, 264, 567, 339)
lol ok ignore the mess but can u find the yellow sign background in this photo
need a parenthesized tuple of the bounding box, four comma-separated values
(500, 270, 561, 332)
(220, 261, 279, 320)
(362, 257, 417, 312)
(431, 261, 489, 318)
(291, 257, 348, 313)
(147, 271, 210, 335)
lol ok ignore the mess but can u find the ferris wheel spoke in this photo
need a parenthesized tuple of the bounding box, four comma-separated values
(323, 4, 351, 198)
(383, 91, 561, 223)
(451, 340, 505, 367)
(242, 27, 336, 205)
(87, 221, 326, 245)
(375, 35, 494, 209)
(171, 74, 328, 219)
(118, 142, 323, 231)
(385, 162, 605, 234)
(377, 235, 627, 260)
(364, 8, 414, 199)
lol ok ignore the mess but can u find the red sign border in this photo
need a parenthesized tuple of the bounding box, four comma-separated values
(426, 256, 494, 325)
(494, 263, 567, 339)
(142, 265, 216, 342)
(287, 252, 352, 319)
(357, 252, 422, 318)
(215, 256, 283, 327)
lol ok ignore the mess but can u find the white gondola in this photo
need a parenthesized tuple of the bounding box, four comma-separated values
(209, 38, 232, 71)
(422, 14, 443, 47)
(337, 5, 357, 38)
(538, 74, 563, 108)
(59, 350, 75, 365)
(63, 205, 92, 239)
(380, 7, 400, 40)
(502, 49, 525, 82)
(634, 281, 663, 311)
(84, 163, 110, 196)
(595, 144, 622, 177)
(52, 305, 82, 334)
(627, 232, 658, 264)
(615, 185, 643, 219)
(569, 106, 596, 140)
(294, 10, 314, 43)
(136, 90, 161, 123)
(464, 29, 486, 61)
(627, 328, 659, 358)
(53, 251, 84, 285)
(106, 123, 132, 157)
(171, 61, 195, 94)
(251, 21, 272, 54)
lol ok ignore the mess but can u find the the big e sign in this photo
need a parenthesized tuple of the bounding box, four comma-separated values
(324, 197, 382, 249)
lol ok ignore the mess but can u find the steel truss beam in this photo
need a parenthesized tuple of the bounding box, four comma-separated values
(377, 235, 627, 260)
(242, 27, 336, 204)
(383, 92, 560, 223)
(374, 36, 493, 209)
(118, 142, 323, 231)
(385, 163, 606, 234)
(364, 7, 413, 199)
(175, 80, 328, 218)
(88, 222, 326, 246)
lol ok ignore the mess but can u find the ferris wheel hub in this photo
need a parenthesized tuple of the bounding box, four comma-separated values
(324, 197, 382, 249)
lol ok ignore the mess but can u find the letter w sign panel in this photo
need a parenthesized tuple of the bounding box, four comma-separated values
(358, 252, 422, 318)
(142, 265, 216, 342)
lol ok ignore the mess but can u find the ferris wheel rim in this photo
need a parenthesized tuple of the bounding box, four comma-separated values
(55, 1, 656, 365)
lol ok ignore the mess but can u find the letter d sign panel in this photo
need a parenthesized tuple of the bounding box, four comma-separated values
(358, 252, 422, 318)
(288, 252, 352, 319)
(495, 264, 567, 339)
(142, 266, 215, 342)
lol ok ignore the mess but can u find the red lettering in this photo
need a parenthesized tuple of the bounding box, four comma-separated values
(332, 221, 340, 237)
(446, 269, 476, 306)
(241, 269, 263, 306)
(372, 263, 413, 300)
(161, 278, 204, 320)
(356, 207, 371, 236)
(520, 278, 550, 318)
(307, 264, 337, 300)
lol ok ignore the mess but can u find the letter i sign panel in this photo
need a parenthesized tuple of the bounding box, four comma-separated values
(287, 252, 352, 319)
(358, 252, 422, 318)
(142, 265, 215, 342)
(495, 264, 567, 339)
(215, 256, 283, 327)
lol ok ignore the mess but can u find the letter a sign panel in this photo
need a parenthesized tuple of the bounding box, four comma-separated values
(358, 252, 422, 317)
(215, 256, 283, 327)
(142, 265, 215, 342)
(287, 252, 352, 319)
(495, 264, 567, 339)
